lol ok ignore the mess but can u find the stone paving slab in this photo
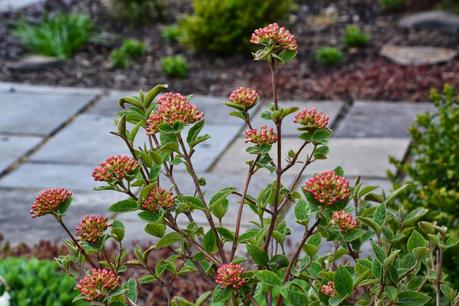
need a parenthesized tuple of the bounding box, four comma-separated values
(213, 137, 409, 178)
(28, 114, 242, 171)
(0, 135, 42, 173)
(1, 91, 97, 136)
(0, 163, 102, 190)
(335, 101, 435, 138)
(0, 82, 102, 95)
(0, 0, 43, 11)
(251, 101, 344, 136)
(86, 90, 136, 117)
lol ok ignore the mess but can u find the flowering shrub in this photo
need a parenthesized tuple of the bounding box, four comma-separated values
(31, 23, 459, 306)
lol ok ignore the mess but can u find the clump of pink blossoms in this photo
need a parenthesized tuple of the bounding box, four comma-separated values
(294, 108, 329, 130)
(320, 281, 336, 297)
(30, 188, 72, 218)
(228, 87, 259, 110)
(245, 126, 278, 145)
(146, 92, 204, 134)
(77, 268, 120, 301)
(250, 23, 297, 51)
(76, 215, 109, 243)
(304, 171, 350, 206)
(215, 264, 245, 289)
(143, 187, 175, 212)
(92, 155, 139, 183)
(332, 210, 358, 232)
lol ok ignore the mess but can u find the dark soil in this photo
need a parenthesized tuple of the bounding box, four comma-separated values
(1, 0, 458, 101)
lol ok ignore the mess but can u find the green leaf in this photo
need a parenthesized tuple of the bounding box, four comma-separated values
(397, 290, 431, 306)
(278, 49, 297, 62)
(57, 197, 72, 215)
(109, 199, 138, 213)
(145, 223, 166, 238)
(334, 266, 353, 296)
(247, 244, 269, 266)
(407, 230, 427, 253)
(156, 232, 182, 249)
(256, 270, 281, 286)
(404, 208, 429, 226)
(211, 285, 232, 303)
(124, 278, 138, 303)
(119, 95, 143, 109)
(144, 84, 168, 108)
(202, 229, 218, 253)
(374, 203, 386, 226)
(111, 220, 125, 241)
(294, 199, 311, 224)
(186, 120, 205, 146)
(177, 195, 205, 211)
(383, 184, 409, 206)
(195, 291, 212, 306)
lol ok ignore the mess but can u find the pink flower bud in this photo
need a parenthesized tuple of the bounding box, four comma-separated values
(142, 187, 175, 211)
(245, 126, 278, 145)
(229, 87, 259, 110)
(92, 155, 139, 183)
(146, 92, 204, 134)
(320, 281, 336, 297)
(77, 268, 120, 301)
(31, 188, 72, 218)
(76, 215, 108, 243)
(250, 23, 297, 51)
(304, 171, 350, 206)
(215, 264, 245, 289)
(332, 210, 358, 232)
(294, 108, 329, 130)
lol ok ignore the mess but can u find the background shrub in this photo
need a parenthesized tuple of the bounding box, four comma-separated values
(343, 25, 369, 48)
(389, 84, 459, 288)
(314, 47, 344, 66)
(161, 24, 180, 43)
(178, 0, 292, 54)
(379, 0, 405, 10)
(15, 13, 93, 59)
(161, 55, 188, 77)
(0, 257, 81, 306)
(104, 0, 166, 26)
(110, 39, 145, 68)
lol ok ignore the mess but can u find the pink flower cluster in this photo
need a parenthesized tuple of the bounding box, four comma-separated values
(332, 211, 358, 232)
(294, 108, 329, 130)
(92, 155, 139, 183)
(143, 187, 175, 212)
(304, 171, 350, 206)
(76, 215, 108, 243)
(250, 23, 297, 51)
(320, 281, 336, 297)
(77, 268, 120, 301)
(31, 188, 72, 218)
(215, 264, 245, 289)
(146, 92, 204, 134)
(245, 126, 278, 145)
(229, 87, 259, 110)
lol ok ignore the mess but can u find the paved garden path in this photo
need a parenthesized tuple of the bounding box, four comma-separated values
(0, 82, 435, 244)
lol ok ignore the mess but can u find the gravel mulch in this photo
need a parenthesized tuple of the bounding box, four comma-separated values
(0, 0, 458, 101)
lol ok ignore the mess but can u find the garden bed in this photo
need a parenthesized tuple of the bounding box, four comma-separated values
(1, 0, 458, 101)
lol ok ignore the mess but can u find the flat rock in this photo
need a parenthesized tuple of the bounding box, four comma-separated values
(399, 10, 459, 32)
(8, 55, 64, 71)
(380, 45, 456, 66)
(213, 137, 409, 178)
(1, 91, 96, 136)
(251, 100, 344, 136)
(335, 101, 435, 138)
(0, 0, 43, 11)
(0, 135, 42, 173)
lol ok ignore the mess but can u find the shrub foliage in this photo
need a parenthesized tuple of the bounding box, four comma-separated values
(14, 13, 93, 59)
(178, 0, 292, 54)
(390, 84, 459, 289)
